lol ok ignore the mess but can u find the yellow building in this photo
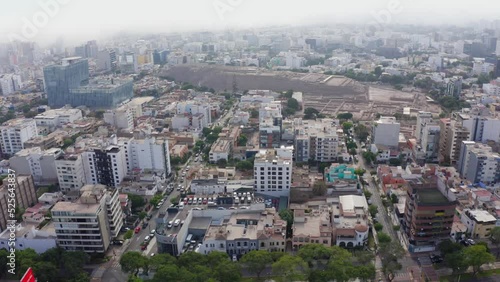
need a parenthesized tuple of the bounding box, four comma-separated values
(460, 209, 497, 239)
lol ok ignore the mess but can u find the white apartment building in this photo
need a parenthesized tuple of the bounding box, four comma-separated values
(0, 74, 22, 95)
(285, 52, 306, 69)
(259, 102, 282, 125)
(462, 116, 500, 143)
(51, 184, 124, 253)
(332, 195, 370, 247)
(254, 147, 293, 197)
(55, 153, 86, 193)
(176, 101, 211, 125)
(82, 144, 127, 188)
(34, 109, 83, 130)
(373, 117, 400, 147)
(9, 147, 62, 184)
(0, 118, 37, 156)
(458, 142, 500, 184)
(190, 179, 226, 194)
(293, 118, 340, 163)
(416, 112, 433, 143)
(103, 107, 134, 129)
(472, 59, 495, 76)
(171, 115, 190, 130)
(209, 138, 232, 164)
(129, 137, 171, 176)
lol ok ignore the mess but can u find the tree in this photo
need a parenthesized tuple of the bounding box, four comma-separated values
(342, 122, 353, 133)
(337, 112, 353, 120)
(250, 109, 259, 119)
(362, 151, 377, 163)
(240, 250, 273, 279)
(438, 239, 463, 256)
(312, 181, 327, 196)
(378, 232, 392, 244)
(150, 195, 163, 207)
(237, 134, 248, 146)
(390, 194, 399, 203)
(463, 244, 495, 275)
(489, 226, 500, 258)
(325, 246, 357, 282)
(354, 168, 366, 176)
(120, 251, 147, 275)
(279, 209, 294, 237)
(297, 243, 332, 267)
(374, 223, 383, 231)
(284, 89, 294, 98)
(124, 230, 134, 240)
(304, 107, 320, 119)
(368, 205, 378, 218)
(177, 252, 207, 269)
(138, 211, 147, 220)
(152, 265, 179, 282)
(355, 264, 376, 282)
(272, 254, 308, 282)
(363, 190, 372, 199)
(477, 73, 491, 85)
(170, 195, 180, 205)
(213, 260, 241, 282)
(128, 194, 145, 211)
(149, 253, 176, 270)
(445, 251, 469, 275)
(378, 242, 404, 281)
(374, 66, 382, 77)
(287, 98, 300, 111)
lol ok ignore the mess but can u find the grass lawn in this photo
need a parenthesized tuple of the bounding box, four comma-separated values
(440, 268, 500, 281)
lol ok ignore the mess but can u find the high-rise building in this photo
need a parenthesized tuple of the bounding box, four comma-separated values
(445, 76, 462, 97)
(44, 57, 89, 108)
(457, 142, 500, 184)
(421, 124, 440, 162)
(55, 153, 86, 193)
(97, 48, 117, 72)
(438, 118, 470, 165)
(254, 147, 293, 197)
(51, 184, 124, 253)
(416, 112, 433, 143)
(373, 117, 400, 147)
(0, 118, 38, 157)
(129, 137, 172, 176)
(293, 118, 340, 162)
(462, 116, 500, 143)
(82, 145, 127, 188)
(9, 147, 62, 184)
(0, 175, 37, 231)
(403, 178, 457, 253)
(44, 57, 133, 109)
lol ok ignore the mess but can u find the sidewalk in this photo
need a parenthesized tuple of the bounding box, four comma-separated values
(436, 261, 500, 277)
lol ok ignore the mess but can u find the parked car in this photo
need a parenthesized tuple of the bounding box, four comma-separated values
(112, 240, 124, 245)
(429, 254, 443, 264)
(150, 230, 156, 237)
(144, 235, 151, 242)
(135, 226, 141, 233)
(142, 222, 149, 228)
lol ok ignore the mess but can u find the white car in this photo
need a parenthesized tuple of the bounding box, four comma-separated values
(150, 230, 156, 237)
(144, 235, 150, 241)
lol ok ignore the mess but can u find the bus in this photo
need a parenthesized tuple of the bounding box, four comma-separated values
(185, 234, 193, 243)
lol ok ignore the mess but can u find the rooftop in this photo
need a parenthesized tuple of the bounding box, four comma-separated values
(417, 189, 451, 206)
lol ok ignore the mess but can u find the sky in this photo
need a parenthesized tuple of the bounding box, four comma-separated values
(1, 0, 500, 46)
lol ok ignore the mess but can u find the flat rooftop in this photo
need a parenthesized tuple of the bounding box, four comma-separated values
(417, 189, 450, 205)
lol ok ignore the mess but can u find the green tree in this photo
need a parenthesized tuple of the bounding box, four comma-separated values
(362, 151, 377, 163)
(342, 122, 354, 133)
(150, 195, 163, 207)
(378, 242, 404, 281)
(152, 265, 179, 282)
(33, 261, 59, 282)
(445, 251, 469, 275)
(374, 223, 383, 231)
(312, 181, 328, 196)
(128, 194, 145, 211)
(213, 260, 241, 282)
(477, 73, 491, 85)
(272, 254, 308, 282)
(177, 251, 207, 269)
(149, 253, 176, 270)
(297, 243, 332, 267)
(287, 98, 300, 110)
(374, 66, 382, 76)
(463, 244, 495, 276)
(304, 107, 320, 119)
(337, 112, 353, 120)
(390, 194, 399, 203)
(138, 211, 147, 220)
(170, 195, 180, 205)
(354, 168, 366, 176)
(237, 134, 248, 146)
(284, 89, 294, 98)
(240, 250, 273, 279)
(438, 239, 463, 256)
(325, 246, 357, 282)
(216, 158, 227, 168)
(490, 226, 500, 258)
(368, 205, 378, 218)
(279, 209, 294, 238)
(124, 230, 134, 240)
(120, 251, 147, 276)
(378, 232, 391, 244)
(250, 109, 259, 119)
(355, 264, 376, 282)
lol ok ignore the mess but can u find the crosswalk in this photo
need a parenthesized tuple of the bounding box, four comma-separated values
(110, 261, 121, 269)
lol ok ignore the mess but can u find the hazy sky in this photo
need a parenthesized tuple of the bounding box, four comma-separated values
(1, 0, 500, 46)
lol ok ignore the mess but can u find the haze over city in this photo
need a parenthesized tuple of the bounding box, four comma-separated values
(1, 0, 500, 46)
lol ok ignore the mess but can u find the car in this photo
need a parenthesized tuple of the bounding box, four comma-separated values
(150, 230, 156, 236)
(193, 207, 202, 210)
(142, 222, 149, 228)
(217, 207, 226, 210)
(229, 207, 237, 210)
(146, 214, 152, 220)
(141, 244, 147, 250)
(167, 221, 173, 228)
(121, 227, 131, 232)
(188, 198, 193, 204)
(180, 220, 185, 226)
(144, 235, 151, 242)
(202, 198, 208, 204)
(187, 166, 190, 169)
(239, 206, 249, 209)
(429, 254, 443, 263)
(232, 254, 238, 262)
(196, 153, 200, 157)
(135, 226, 141, 233)
(112, 240, 124, 245)
(462, 239, 476, 246)
(150, 253, 155, 257)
